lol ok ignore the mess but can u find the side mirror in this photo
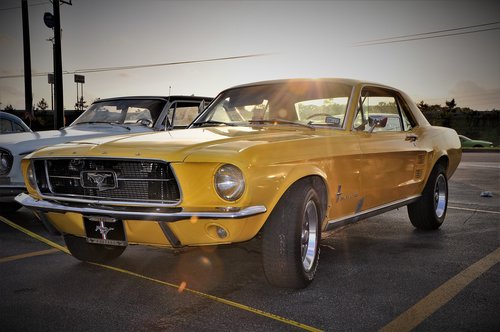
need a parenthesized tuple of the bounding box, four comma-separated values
(368, 115, 388, 133)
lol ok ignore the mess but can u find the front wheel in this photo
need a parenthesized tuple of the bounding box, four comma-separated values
(262, 180, 322, 289)
(64, 234, 126, 263)
(408, 164, 448, 230)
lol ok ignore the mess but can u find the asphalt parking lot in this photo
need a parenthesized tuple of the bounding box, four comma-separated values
(1, 152, 498, 331)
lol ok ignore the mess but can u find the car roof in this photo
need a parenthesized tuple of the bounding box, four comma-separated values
(92, 95, 213, 104)
(225, 78, 391, 90)
(0, 111, 32, 131)
(0, 111, 24, 121)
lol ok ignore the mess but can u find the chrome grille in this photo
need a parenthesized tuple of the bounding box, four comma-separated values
(34, 158, 180, 204)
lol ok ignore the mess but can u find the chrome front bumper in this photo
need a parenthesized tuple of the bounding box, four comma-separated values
(15, 193, 267, 222)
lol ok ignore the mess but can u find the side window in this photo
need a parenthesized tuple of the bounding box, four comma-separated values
(167, 104, 200, 128)
(397, 98, 415, 131)
(0, 119, 13, 133)
(353, 87, 414, 132)
(367, 95, 402, 132)
(13, 122, 26, 132)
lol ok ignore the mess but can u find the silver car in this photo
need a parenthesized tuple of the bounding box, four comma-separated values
(0, 95, 211, 212)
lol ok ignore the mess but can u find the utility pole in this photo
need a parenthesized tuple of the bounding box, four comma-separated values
(21, 0, 32, 120)
(53, 0, 64, 129)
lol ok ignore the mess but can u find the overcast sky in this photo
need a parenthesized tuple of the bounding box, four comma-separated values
(1, 0, 499, 111)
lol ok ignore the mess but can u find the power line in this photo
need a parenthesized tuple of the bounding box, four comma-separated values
(355, 21, 500, 44)
(0, 53, 272, 79)
(73, 53, 272, 74)
(353, 22, 500, 46)
(0, 1, 50, 11)
(354, 27, 500, 46)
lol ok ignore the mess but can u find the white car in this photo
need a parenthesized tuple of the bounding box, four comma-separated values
(0, 95, 211, 212)
(0, 111, 32, 134)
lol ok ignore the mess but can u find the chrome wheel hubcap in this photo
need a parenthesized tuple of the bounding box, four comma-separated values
(434, 174, 447, 218)
(301, 200, 318, 272)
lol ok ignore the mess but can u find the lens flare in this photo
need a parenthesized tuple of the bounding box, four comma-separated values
(199, 256, 212, 267)
(178, 281, 187, 293)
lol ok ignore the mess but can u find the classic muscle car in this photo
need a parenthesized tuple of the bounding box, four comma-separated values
(0, 95, 211, 212)
(16, 79, 461, 288)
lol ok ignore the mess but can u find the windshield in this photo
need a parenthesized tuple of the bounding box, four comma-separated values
(193, 81, 353, 128)
(70, 99, 166, 127)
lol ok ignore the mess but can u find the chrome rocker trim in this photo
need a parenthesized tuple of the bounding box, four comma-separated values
(15, 193, 267, 222)
(325, 195, 421, 231)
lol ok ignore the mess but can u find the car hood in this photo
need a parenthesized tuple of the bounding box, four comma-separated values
(28, 126, 339, 163)
(0, 125, 145, 156)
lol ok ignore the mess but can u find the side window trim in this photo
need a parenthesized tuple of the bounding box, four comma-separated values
(395, 94, 417, 131)
(354, 85, 417, 133)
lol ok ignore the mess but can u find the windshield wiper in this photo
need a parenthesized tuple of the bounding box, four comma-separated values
(74, 121, 114, 125)
(193, 120, 236, 127)
(73, 121, 130, 130)
(247, 119, 315, 130)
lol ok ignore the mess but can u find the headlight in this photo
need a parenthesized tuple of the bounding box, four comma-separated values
(0, 150, 13, 175)
(27, 161, 37, 189)
(214, 164, 245, 201)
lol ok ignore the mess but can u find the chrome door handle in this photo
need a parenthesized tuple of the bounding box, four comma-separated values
(405, 134, 418, 142)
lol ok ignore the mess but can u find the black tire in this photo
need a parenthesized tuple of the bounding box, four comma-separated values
(64, 234, 126, 263)
(408, 163, 448, 230)
(262, 179, 322, 289)
(0, 202, 22, 214)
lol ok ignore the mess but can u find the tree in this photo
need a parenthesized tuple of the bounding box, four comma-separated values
(4, 104, 14, 111)
(37, 98, 49, 111)
(445, 98, 457, 111)
(417, 100, 429, 111)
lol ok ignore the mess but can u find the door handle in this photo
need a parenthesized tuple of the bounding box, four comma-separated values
(405, 134, 418, 142)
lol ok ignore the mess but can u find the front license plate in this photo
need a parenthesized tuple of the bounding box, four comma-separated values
(84, 216, 127, 246)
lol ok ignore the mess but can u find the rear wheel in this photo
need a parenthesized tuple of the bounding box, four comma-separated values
(262, 180, 322, 289)
(408, 164, 448, 230)
(64, 234, 126, 263)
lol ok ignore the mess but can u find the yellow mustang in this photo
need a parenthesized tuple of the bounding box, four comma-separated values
(16, 79, 461, 288)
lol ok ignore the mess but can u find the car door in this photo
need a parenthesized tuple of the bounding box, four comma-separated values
(354, 86, 427, 211)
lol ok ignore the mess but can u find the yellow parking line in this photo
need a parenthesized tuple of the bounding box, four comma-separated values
(0, 248, 60, 264)
(93, 262, 323, 331)
(380, 247, 500, 332)
(0, 215, 323, 332)
(0, 216, 69, 254)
